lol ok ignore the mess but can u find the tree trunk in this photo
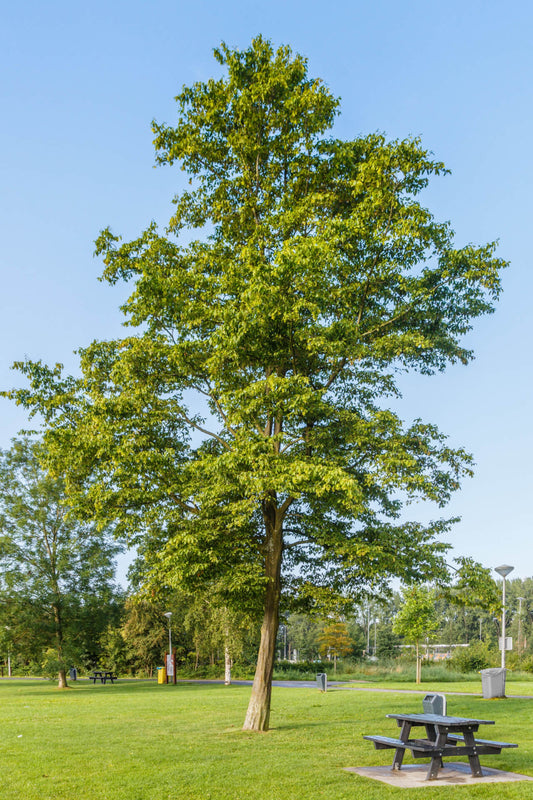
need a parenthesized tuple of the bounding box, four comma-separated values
(415, 641, 421, 684)
(53, 601, 68, 689)
(242, 509, 283, 732)
(224, 644, 232, 685)
(58, 668, 68, 689)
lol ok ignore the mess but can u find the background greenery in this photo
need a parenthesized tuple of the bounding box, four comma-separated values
(4, 573, 533, 680)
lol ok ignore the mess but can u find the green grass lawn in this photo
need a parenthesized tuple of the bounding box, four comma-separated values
(2, 679, 533, 800)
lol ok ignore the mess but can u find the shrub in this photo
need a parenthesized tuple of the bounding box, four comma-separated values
(448, 642, 497, 673)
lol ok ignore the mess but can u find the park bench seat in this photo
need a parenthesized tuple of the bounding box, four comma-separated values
(364, 732, 518, 759)
(364, 711, 518, 780)
(88, 671, 118, 684)
(364, 735, 436, 755)
(445, 733, 518, 750)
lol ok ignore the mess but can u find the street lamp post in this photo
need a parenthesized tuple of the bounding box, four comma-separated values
(517, 596, 526, 652)
(495, 565, 514, 670)
(163, 612, 172, 657)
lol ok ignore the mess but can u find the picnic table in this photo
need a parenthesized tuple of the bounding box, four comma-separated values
(88, 670, 117, 684)
(364, 712, 517, 780)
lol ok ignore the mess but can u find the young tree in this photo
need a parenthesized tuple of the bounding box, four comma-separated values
(318, 621, 353, 672)
(393, 585, 439, 683)
(285, 613, 322, 661)
(375, 624, 401, 660)
(120, 598, 167, 677)
(182, 592, 255, 679)
(0, 438, 122, 687)
(5, 38, 505, 727)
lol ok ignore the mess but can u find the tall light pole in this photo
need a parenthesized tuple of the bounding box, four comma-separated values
(517, 597, 526, 652)
(495, 565, 514, 669)
(163, 612, 172, 658)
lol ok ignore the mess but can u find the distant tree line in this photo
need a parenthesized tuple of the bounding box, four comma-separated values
(2, 436, 532, 682)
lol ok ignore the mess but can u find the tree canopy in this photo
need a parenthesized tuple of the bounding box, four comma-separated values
(4, 36, 506, 727)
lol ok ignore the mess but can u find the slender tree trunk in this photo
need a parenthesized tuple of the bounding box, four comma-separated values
(415, 641, 421, 684)
(242, 509, 283, 732)
(53, 601, 68, 689)
(224, 612, 232, 685)
(225, 647, 232, 685)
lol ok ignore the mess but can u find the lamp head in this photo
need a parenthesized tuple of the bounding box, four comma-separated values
(495, 565, 514, 579)
(163, 611, 172, 620)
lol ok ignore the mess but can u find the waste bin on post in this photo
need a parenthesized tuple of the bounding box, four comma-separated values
(481, 667, 506, 698)
(157, 666, 167, 685)
(423, 693, 447, 715)
(316, 673, 327, 692)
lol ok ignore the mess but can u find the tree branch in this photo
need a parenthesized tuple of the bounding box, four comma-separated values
(178, 411, 232, 451)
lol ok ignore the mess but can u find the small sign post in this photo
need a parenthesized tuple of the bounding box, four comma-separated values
(166, 651, 176, 684)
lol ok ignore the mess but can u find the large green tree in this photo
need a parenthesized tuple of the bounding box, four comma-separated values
(0, 438, 122, 687)
(5, 37, 505, 727)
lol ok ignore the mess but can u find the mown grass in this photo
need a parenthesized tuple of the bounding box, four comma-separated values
(1, 678, 533, 799)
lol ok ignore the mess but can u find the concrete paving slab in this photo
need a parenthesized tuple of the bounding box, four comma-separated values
(344, 762, 533, 787)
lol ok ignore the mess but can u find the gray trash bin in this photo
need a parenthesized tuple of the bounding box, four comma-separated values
(423, 693, 447, 715)
(316, 672, 327, 692)
(69, 667, 77, 681)
(481, 667, 506, 698)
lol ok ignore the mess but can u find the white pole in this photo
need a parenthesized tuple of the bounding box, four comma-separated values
(495, 566, 514, 671)
(518, 597, 526, 652)
(501, 575, 507, 669)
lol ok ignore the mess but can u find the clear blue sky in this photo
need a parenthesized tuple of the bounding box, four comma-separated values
(1, 0, 532, 583)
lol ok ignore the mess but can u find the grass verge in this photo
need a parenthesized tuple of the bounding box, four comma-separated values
(1, 679, 533, 799)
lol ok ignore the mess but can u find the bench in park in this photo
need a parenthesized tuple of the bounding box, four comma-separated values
(88, 670, 118, 684)
(364, 712, 517, 780)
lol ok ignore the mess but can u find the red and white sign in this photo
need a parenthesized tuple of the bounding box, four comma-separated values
(166, 653, 174, 676)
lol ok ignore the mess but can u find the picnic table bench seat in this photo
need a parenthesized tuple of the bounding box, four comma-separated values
(364, 735, 436, 756)
(364, 733, 517, 757)
(445, 733, 518, 750)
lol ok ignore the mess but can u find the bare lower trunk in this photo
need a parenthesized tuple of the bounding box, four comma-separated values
(224, 645, 232, 685)
(242, 594, 279, 731)
(415, 641, 421, 684)
(243, 511, 282, 732)
(58, 667, 68, 689)
(53, 601, 68, 689)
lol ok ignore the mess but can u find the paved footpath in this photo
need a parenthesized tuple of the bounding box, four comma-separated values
(177, 678, 533, 698)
